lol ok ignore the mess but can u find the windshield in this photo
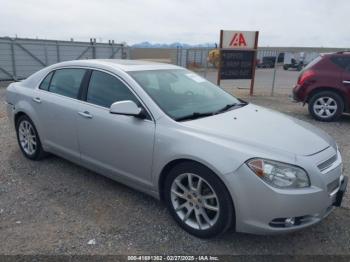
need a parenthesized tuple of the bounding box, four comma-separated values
(128, 69, 243, 121)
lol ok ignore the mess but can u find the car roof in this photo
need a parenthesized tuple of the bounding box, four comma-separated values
(52, 59, 182, 72)
(321, 51, 350, 57)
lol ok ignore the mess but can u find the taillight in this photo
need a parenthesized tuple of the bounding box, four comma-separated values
(297, 70, 315, 85)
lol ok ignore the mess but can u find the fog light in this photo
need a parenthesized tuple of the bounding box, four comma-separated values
(285, 217, 295, 227)
(270, 215, 312, 228)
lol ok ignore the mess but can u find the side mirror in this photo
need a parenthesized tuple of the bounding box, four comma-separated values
(110, 100, 144, 118)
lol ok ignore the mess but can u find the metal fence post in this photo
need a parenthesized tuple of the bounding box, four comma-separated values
(176, 46, 179, 65)
(185, 49, 189, 68)
(44, 43, 48, 65)
(92, 38, 96, 59)
(194, 49, 197, 66)
(179, 47, 182, 66)
(56, 41, 60, 62)
(203, 49, 208, 79)
(121, 45, 126, 59)
(271, 52, 279, 96)
(110, 41, 114, 59)
(10, 39, 17, 80)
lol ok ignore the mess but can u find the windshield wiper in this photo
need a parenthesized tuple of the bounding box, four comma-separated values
(175, 112, 214, 121)
(175, 102, 248, 121)
(215, 102, 247, 114)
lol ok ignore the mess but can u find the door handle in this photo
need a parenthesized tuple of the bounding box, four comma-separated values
(32, 97, 41, 103)
(78, 111, 93, 119)
(343, 80, 350, 84)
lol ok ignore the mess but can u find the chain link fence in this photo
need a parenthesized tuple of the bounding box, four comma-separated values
(172, 47, 346, 95)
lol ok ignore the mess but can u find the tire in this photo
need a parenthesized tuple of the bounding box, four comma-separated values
(308, 91, 344, 122)
(164, 161, 234, 238)
(283, 65, 289, 70)
(16, 115, 48, 160)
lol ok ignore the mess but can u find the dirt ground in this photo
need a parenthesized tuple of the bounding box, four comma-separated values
(0, 83, 349, 256)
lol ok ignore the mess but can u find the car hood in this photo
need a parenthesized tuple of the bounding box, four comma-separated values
(180, 104, 334, 156)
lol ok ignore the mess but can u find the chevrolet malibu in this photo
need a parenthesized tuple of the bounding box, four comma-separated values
(6, 60, 348, 238)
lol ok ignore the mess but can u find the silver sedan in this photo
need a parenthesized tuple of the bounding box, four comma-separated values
(6, 60, 347, 238)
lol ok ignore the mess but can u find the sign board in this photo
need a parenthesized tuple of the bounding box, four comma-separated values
(217, 30, 259, 95)
(221, 31, 257, 49)
(220, 50, 255, 79)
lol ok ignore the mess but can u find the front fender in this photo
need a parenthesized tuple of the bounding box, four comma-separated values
(151, 124, 250, 191)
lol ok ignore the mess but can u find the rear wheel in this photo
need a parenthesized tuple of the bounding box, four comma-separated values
(164, 161, 234, 238)
(16, 115, 47, 160)
(308, 91, 344, 122)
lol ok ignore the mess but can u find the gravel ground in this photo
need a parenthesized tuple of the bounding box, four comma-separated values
(0, 83, 349, 255)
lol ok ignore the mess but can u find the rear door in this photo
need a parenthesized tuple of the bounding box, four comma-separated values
(33, 68, 87, 162)
(340, 57, 350, 86)
(329, 55, 350, 106)
(338, 56, 350, 105)
(330, 55, 350, 86)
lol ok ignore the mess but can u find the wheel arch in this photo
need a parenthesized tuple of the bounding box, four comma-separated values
(158, 158, 233, 205)
(13, 99, 42, 134)
(14, 111, 29, 126)
(14, 109, 44, 147)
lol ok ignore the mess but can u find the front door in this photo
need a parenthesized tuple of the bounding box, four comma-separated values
(76, 70, 155, 187)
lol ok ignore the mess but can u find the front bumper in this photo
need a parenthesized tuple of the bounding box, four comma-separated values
(223, 154, 346, 234)
(333, 175, 348, 207)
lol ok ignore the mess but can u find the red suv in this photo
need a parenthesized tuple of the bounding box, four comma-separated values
(293, 52, 350, 121)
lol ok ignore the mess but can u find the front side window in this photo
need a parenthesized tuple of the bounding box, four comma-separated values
(87, 70, 139, 108)
(49, 69, 86, 99)
(129, 69, 242, 120)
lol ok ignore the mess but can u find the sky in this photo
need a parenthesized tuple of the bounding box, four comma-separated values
(0, 0, 349, 47)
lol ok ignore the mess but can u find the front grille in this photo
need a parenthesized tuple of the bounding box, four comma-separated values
(327, 178, 340, 194)
(318, 154, 337, 171)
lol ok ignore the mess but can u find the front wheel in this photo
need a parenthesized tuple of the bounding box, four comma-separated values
(308, 91, 344, 122)
(164, 162, 234, 238)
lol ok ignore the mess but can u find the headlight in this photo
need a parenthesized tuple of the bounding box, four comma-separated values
(246, 158, 310, 188)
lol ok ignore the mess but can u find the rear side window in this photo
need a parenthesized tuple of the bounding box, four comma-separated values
(330, 56, 350, 70)
(39, 72, 53, 91)
(49, 69, 86, 99)
(303, 56, 322, 71)
(87, 70, 139, 108)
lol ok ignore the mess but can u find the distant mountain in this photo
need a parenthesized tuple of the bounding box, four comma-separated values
(131, 41, 217, 48)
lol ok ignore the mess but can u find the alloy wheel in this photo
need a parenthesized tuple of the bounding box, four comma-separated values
(18, 120, 37, 155)
(313, 97, 338, 118)
(170, 173, 220, 230)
